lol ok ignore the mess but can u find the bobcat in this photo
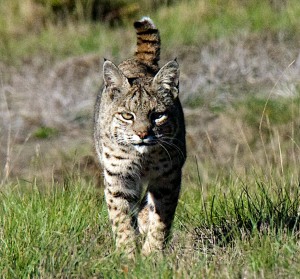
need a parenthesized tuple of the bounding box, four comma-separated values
(94, 17, 186, 256)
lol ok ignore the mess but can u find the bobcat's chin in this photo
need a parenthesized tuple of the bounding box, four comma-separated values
(132, 141, 157, 153)
(133, 145, 149, 153)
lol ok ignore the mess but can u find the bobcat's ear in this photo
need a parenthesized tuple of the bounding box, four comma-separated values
(153, 60, 179, 99)
(103, 60, 130, 89)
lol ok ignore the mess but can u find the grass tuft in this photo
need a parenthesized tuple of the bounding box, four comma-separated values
(33, 126, 59, 139)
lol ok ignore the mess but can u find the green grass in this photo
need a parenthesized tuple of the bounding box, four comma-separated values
(1, 170, 300, 278)
(0, 180, 109, 277)
(33, 126, 59, 139)
(234, 94, 300, 127)
(0, 22, 125, 63)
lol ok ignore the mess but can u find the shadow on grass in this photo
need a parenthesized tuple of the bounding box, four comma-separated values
(192, 182, 300, 250)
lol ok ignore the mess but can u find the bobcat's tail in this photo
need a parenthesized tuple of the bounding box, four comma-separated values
(133, 17, 160, 70)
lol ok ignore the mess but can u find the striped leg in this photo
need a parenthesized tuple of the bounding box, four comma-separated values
(137, 195, 149, 235)
(104, 181, 139, 258)
(142, 172, 181, 255)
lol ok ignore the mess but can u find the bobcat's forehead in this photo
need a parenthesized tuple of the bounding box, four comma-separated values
(117, 79, 167, 113)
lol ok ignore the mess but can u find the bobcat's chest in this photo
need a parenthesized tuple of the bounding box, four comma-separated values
(139, 148, 176, 180)
(102, 142, 175, 181)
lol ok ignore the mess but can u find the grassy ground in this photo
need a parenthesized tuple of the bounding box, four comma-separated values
(1, 0, 300, 277)
(1, 170, 300, 278)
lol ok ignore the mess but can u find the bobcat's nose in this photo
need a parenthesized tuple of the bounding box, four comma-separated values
(137, 130, 148, 139)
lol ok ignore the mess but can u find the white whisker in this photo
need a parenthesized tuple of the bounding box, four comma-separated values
(158, 142, 173, 163)
(158, 139, 185, 161)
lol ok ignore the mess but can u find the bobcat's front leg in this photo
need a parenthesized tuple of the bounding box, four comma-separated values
(104, 177, 139, 257)
(142, 172, 181, 255)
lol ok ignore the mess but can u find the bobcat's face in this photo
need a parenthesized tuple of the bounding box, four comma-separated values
(102, 60, 180, 153)
(112, 89, 178, 153)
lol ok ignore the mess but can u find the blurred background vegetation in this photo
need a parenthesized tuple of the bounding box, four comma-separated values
(1, 0, 300, 61)
(0, 0, 300, 184)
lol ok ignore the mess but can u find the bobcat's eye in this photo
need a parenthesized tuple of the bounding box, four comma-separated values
(120, 112, 134, 121)
(153, 113, 168, 126)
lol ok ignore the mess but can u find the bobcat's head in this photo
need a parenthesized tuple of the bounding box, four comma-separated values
(102, 60, 181, 153)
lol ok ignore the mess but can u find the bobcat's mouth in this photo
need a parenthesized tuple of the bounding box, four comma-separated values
(133, 142, 156, 146)
(132, 136, 157, 146)
(133, 140, 157, 146)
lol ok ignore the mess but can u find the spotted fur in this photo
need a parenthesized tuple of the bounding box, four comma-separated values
(94, 17, 186, 257)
